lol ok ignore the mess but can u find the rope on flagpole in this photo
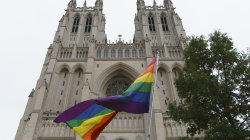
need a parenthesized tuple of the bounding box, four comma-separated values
(147, 52, 160, 140)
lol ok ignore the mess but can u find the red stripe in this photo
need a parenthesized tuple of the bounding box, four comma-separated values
(148, 57, 157, 66)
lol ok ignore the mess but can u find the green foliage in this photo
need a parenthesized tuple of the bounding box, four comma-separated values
(168, 31, 250, 140)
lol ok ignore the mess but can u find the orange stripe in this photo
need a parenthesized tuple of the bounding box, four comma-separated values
(82, 111, 118, 140)
(137, 64, 155, 78)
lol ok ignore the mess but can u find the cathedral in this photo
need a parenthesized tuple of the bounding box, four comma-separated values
(15, 0, 188, 139)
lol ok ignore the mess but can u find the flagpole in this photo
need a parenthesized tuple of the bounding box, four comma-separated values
(147, 52, 160, 140)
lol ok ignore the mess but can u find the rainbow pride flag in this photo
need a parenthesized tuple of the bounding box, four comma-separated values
(55, 100, 117, 140)
(55, 58, 156, 140)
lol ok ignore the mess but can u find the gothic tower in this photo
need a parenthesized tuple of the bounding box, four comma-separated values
(15, 0, 188, 139)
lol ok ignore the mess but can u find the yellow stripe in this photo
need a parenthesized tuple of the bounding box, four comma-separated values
(133, 72, 153, 84)
(72, 112, 114, 137)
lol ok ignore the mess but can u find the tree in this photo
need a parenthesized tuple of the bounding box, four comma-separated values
(168, 31, 250, 140)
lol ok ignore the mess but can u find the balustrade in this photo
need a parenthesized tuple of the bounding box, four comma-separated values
(39, 112, 144, 137)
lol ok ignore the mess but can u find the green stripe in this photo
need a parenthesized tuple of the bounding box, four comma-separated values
(123, 82, 152, 96)
(66, 108, 114, 128)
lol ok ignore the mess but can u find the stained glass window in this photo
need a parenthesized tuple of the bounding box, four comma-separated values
(106, 79, 131, 96)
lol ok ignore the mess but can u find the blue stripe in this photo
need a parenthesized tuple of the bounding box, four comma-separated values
(115, 91, 150, 103)
(71, 104, 105, 120)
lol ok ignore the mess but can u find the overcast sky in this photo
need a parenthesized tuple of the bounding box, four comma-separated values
(0, 0, 249, 139)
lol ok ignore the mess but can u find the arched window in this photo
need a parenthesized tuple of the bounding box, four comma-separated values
(106, 79, 131, 96)
(178, 50, 181, 57)
(172, 67, 180, 79)
(152, 51, 158, 57)
(162, 50, 165, 57)
(85, 51, 88, 57)
(76, 52, 79, 58)
(161, 15, 169, 31)
(104, 49, 108, 57)
(72, 16, 80, 33)
(78, 72, 81, 78)
(69, 52, 72, 58)
(111, 49, 116, 57)
(66, 52, 69, 58)
(132, 49, 137, 57)
(169, 50, 171, 57)
(96, 49, 101, 57)
(79, 52, 82, 58)
(125, 49, 130, 57)
(83, 52, 86, 58)
(139, 49, 144, 57)
(148, 15, 156, 32)
(85, 15, 92, 33)
(118, 49, 123, 57)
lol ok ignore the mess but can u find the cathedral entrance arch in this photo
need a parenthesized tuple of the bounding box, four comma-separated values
(95, 62, 139, 97)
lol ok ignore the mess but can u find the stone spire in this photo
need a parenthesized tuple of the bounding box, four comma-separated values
(95, 0, 103, 8)
(137, 0, 145, 7)
(83, 0, 86, 7)
(67, 0, 77, 9)
(153, 0, 157, 6)
(164, 0, 173, 8)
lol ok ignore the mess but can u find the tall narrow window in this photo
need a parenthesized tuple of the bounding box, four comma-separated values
(165, 99, 168, 105)
(111, 50, 116, 57)
(162, 50, 165, 57)
(69, 52, 72, 58)
(139, 49, 144, 57)
(148, 15, 156, 32)
(59, 100, 61, 105)
(64, 52, 66, 58)
(178, 50, 181, 57)
(85, 15, 92, 33)
(96, 49, 101, 57)
(132, 49, 137, 57)
(104, 49, 108, 57)
(161, 16, 169, 31)
(66, 52, 69, 58)
(118, 49, 122, 57)
(85, 51, 88, 57)
(72, 16, 80, 33)
(125, 49, 130, 57)
(78, 72, 81, 78)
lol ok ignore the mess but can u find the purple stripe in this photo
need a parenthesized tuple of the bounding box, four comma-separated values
(123, 101, 150, 113)
(54, 99, 95, 123)
(94, 97, 127, 112)
(95, 97, 149, 114)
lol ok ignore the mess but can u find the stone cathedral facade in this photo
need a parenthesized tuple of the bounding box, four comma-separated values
(16, 0, 188, 140)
